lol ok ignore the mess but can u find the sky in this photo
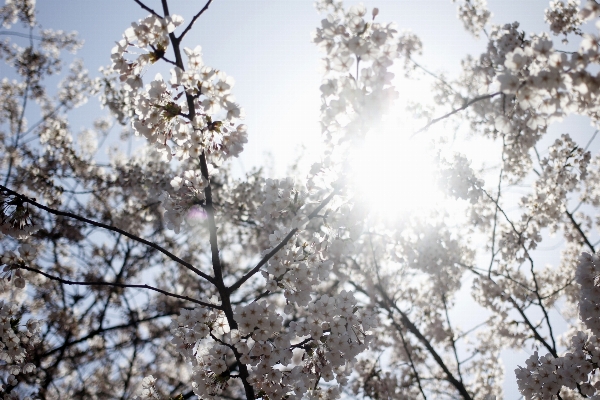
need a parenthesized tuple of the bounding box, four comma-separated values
(27, 1, 594, 398)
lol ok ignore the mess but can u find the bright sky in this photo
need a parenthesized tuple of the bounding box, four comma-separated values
(31, 1, 592, 398)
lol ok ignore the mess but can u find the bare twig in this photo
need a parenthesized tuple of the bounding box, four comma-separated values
(132, 0, 162, 18)
(178, 0, 214, 41)
(411, 92, 501, 138)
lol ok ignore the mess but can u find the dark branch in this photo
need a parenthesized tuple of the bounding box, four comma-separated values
(178, 0, 214, 42)
(565, 209, 595, 253)
(0, 185, 215, 284)
(228, 189, 338, 293)
(20, 265, 220, 309)
(132, 0, 162, 18)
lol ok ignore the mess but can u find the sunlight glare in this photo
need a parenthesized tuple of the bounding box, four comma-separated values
(348, 111, 442, 221)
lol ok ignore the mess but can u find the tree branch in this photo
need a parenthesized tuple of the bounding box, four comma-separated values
(411, 92, 501, 138)
(0, 185, 215, 284)
(19, 265, 220, 309)
(177, 0, 214, 42)
(228, 189, 338, 293)
(132, 0, 162, 18)
(565, 209, 595, 253)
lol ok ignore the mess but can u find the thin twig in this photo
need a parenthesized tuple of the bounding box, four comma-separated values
(411, 92, 501, 138)
(178, 0, 214, 41)
(132, 0, 162, 17)
(408, 56, 459, 96)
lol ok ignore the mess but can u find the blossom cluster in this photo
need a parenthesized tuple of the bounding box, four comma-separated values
(545, 0, 583, 37)
(255, 178, 308, 227)
(159, 169, 208, 233)
(515, 334, 599, 399)
(313, 0, 405, 144)
(0, 301, 40, 395)
(0, 193, 40, 239)
(523, 134, 590, 231)
(515, 252, 600, 399)
(438, 153, 484, 204)
(0, 243, 37, 289)
(0, 0, 35, 29)
(111, 14, 247, 165)
(110, 14, 183, 91)
(454, 0, 491, 38)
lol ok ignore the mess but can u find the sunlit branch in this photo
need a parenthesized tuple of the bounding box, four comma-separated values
(160, 1, 256, 396)
(41, 312, 174, 357)
(120, 338, 139, 400)
(149, 44, 177, 65)
(348, 273, 473, 400)
(465, 266, 558, 358)
(411, 92, 501, 138)
(397, 324, 428, 399)
(488, 166, 503, 278)
(584, 129, 599, 152)
(381, 295, 473, 400)
(4, 77, 30, 186)
(0, 31, 43, 40)
(408, 55, 460, 96)
(0, 185, 214, 283)
(527, 256, 557, 352)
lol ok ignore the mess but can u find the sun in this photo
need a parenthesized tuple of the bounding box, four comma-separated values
(347, 109, 443, 222)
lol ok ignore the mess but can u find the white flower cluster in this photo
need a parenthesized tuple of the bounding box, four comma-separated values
(545, 0, 583, 37)
(0, 0, 35, 29)
(515, 252, 600, 399)
(0, 193, 40, 239)
(169, 307, 235, 397)
(111, 15, 247, 163)
(515, 334, 599, 399)
(579, 0, 600, 22)
(313, 1, 404, 143)
(160, 169, 208, 233)
(255, 178, 308, 227)
(494, 3, 600, 136)
(111, 14, 183, 90)
(135, 375, 161, 399)
(0, 300, 39, 394)
(576, 252, 600, 334)
(438, 153, 484, 204)
(0, 243, 37, 289)
(523, 134, 590, 231)
(456, 7, 600, 179)
(232, 292, 373, 399)
(454, 0, 492, 38)
(496, 134, 590, 263)
(168, 275, 375, 399)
